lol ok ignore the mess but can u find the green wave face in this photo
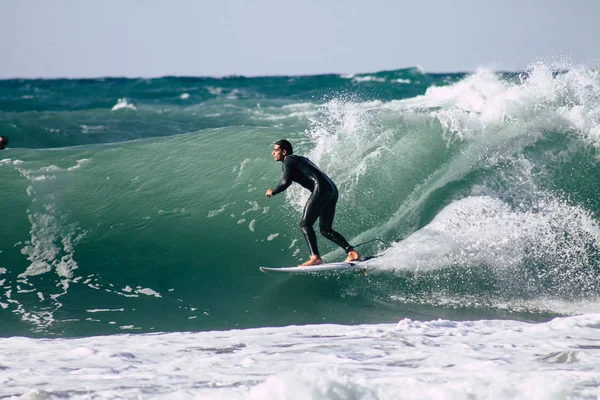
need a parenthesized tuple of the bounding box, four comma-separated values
(2, 65, 600, 337)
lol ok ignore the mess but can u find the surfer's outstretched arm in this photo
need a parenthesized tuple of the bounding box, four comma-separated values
(266, 156, 294, 197)
(271, 157, 293, 195)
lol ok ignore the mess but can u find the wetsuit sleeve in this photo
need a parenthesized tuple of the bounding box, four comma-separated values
(272, 158, 294, 195)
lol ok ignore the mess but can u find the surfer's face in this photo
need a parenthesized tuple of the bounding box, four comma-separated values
(272, 145, 285, 161)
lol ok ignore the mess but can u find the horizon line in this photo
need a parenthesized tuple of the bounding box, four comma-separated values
(0, 66, 529, 81)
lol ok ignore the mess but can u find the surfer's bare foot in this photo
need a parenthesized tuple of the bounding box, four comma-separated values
(344, 250, 360, 263)
(300, 255, 323, 266)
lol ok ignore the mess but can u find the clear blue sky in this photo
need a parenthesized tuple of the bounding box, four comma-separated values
(1, 0, 599, 78)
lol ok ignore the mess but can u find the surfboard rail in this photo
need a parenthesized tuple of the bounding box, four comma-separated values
(259, 256, 376, 274)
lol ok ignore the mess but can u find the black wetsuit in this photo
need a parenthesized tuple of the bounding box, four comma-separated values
(272, 155, 354, 256)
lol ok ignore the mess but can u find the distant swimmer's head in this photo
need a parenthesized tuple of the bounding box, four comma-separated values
(272, 139, 293, 162)
(0, 136, 8, 150)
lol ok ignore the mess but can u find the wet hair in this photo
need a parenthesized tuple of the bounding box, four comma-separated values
(0, 136, 7, 149)
(275, 139, 293, 155)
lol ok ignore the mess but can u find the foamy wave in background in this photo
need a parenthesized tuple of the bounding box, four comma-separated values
(397, 63, 600, 147)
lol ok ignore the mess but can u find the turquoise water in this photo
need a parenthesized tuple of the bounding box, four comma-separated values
(2, 65, 600, 338)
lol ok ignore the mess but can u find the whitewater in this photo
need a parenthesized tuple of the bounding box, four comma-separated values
(2, 315, 600, 399)
(1, 62, 600, 398)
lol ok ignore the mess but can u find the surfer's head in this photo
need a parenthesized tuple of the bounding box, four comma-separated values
(0, 136, 8, 150)
(272, 139, 293, 161)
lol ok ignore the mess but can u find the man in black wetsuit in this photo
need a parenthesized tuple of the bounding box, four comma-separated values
(266, 139, 360, 266)
(0, 136, 8, 151)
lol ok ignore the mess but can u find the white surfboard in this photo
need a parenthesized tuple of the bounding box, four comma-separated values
(259, 257, 376, 274)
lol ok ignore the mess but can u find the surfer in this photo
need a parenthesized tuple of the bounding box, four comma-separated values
(266, 139, 360, 266)
(0, 136, 8, 150)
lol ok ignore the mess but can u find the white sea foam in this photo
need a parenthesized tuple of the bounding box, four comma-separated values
(235, 157, 251, 181)
(17, 185, 85, 281)
(250, 108, 317, 122)
(390, 64, 600, 148)
(80, 125, 105, 134)
(226, 88, 243, 100)
(207, 203, 233, 218)
(282, 102, 315, 110)
(352, 75, 386, 83)
(66, 159, 90, 171)
(111, 98, 137, 111)
(0, 314, 598, 399)
(206, 86, 223, 95)
(241, 201, 260, 215)
(380, 194, 600, 274)
(136, 288, 162, 298)
(0, 158, 24, 166)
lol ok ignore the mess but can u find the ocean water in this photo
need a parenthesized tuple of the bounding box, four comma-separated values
(2, 64, 600, 399)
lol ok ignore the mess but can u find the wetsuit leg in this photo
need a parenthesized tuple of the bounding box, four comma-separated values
(319, 192, 354, 253)
(299, 191, 325, 256)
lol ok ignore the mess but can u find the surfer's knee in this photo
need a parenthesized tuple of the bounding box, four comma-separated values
(300, 223, 312, 234)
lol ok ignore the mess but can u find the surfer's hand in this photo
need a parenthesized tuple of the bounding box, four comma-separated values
(266, 188, 274, 198)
